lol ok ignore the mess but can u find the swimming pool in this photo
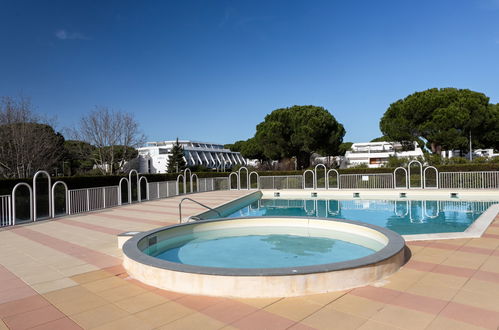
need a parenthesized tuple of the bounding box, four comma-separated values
(145, 225, 383, 268)
(123, 217, 406, 297)
(203, 196, 498, 235)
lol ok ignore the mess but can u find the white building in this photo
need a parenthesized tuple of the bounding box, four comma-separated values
(137, 140, 246, 173)
(344, 142, 424, 168)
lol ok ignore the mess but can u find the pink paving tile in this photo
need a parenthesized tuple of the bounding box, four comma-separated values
(472, 270, 499, 284)
(102, 265, 127, 276)
(0, 277, 30, 294)
(0, 266, 18, 281)
(29, 317, 83, 330)
(114, 208, 173, 215)
(58, 219, 122, 235)
(440, 302, 499, 329)
(390, 291, 447, 315)
(0, 285, 38, 304)
(201, 299, 258, 324)
(12, 227, 121, 269)
(287, 323, 317, 330)
(405, 260, 476, 278)
(414, 241, 495, 256)
(95, 212, 166, 226)
(0, 295, 50, 318)
(404, 260, 437, 272)
(432, 264, 476, 278)
(482, 233, 499, 239)
(174, 295, 226, 311)
(492, 250, 499, 257)
(230, 309, 297, 330)
(350, 286, 401, 304)
(3, 305, 66, 330)
(458, 245, 495, 255)
(152, 288, 186, 301)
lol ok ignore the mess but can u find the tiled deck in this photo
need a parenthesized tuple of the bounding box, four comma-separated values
(1, 190, 499, 329)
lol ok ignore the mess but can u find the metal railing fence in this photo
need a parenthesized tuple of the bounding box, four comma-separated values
(0, 195, 12, 227)
(2, 168, 499, 229)
(439, 171, 499, 189)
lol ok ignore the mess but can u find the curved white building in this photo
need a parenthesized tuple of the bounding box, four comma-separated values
(137, 140, 246, 173)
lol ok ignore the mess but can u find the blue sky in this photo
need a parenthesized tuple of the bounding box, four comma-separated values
(1, 0, 498, 145)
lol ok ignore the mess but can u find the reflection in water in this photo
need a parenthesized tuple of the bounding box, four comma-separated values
(228, 199, 498, 235)
(261, 234, 335, 256)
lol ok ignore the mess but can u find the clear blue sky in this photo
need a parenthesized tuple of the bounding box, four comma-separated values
(1, 0, 498, 145)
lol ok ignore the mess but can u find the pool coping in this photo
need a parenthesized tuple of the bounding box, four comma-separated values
(122, 216, 406, 277)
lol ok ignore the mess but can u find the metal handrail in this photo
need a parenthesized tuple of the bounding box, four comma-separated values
(178, 197, 222, 223)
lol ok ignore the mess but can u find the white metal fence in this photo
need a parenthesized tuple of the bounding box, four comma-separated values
(439, 171, 499, 189)
(0, 195, 12, 227)
(339, 173, 394, 189)
(2, 168, 499, 229)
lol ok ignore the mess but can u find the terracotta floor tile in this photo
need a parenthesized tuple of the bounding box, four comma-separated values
(70, 303, 130, 329)
(3, 305, 66, 330)
(452, 289, 499, 313)
(0, 285, 37, 304)
(70, 270, 114, 284)
(328, 294, 385, 319)
(426, 315, 487, 330)
(201, 299, 257, 324)
(301, 307, 368, 330)
(50, 292, 109, 315)
(230, 309, 296, 330)
(478, 257, 499, 273)
(416, 272, 468, 289)
(439, 301, 499, 329)
(31, 278, 77, 294)
(42, 285, 92, 304)
(134, 301, 194, 327)
(369, 305, 436, 330)
(404, 282, 459, 301)
(95, 283, 146, 302)
(0, 295, 49, 318)
(157, 313, 226, 330)
(81, 276, 127, 292)
(234, 297, 280, 309)
(114, 291, 168, 313)
(305, 290, 349, 305)
(357, 320, 402, 330)
(263, 297, 323, 321)
(461, 278, 499, 296)
(286, 323, 317, 330)
(92, 315, 153, 330)
(174, 294, 227, 311)
(29, 317, 82, 330)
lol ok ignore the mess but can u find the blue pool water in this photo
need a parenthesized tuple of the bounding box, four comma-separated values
(221, 199, 498, 235)
(146, 227, 382, 268)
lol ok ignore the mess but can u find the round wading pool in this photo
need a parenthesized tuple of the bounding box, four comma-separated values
(122, 217, 406, 298)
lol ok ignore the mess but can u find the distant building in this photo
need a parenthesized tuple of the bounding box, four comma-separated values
(442, 148, 499, 159)
(344, 141, 424, 168)
(137, 140, 246, 173)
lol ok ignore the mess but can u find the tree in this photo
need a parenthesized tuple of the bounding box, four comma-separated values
(75, 107, 145, 175)
(167, 138, 186, 173)
(0, 96, 65, 178)
(254, 105, 345, 168)
(63, 140, 96, 175)
(380, 88, 495, 154)
(338, 142, 353, 156)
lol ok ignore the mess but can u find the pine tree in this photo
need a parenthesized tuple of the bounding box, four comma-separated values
(167, 138, 187, 173)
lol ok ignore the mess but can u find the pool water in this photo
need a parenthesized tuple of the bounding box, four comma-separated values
(221, 199, 498, 235)
(145, 226, 383, 268)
